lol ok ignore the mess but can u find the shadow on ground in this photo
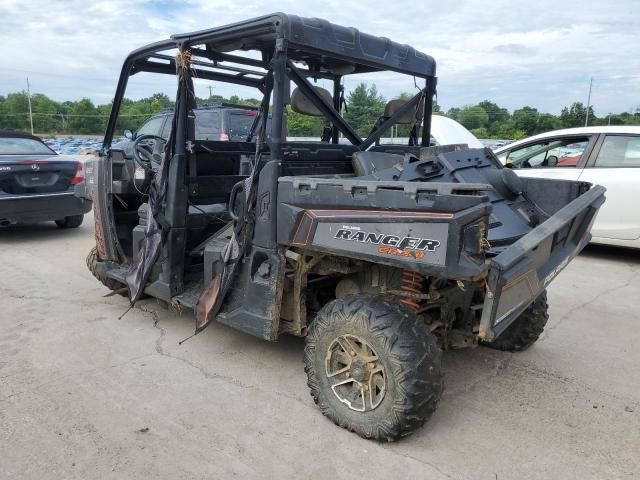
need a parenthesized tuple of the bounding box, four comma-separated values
(580, 243, 640, 263)
(0, 220, 92, 243)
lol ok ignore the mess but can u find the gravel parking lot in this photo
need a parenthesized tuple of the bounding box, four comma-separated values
(1, 213, 639, 480)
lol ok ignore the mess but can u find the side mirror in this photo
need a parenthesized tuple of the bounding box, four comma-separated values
(124, 129, 134, 140)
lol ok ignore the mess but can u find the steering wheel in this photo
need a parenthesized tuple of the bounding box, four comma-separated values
(133, 134, 166, 172)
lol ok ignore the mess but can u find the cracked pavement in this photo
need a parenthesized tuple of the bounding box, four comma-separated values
(1, 213, 639, 479)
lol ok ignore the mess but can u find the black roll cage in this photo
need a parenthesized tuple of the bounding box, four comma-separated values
(102, 13, 437, 156)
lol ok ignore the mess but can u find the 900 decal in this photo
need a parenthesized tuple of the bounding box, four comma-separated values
(334, 227, 440, 260)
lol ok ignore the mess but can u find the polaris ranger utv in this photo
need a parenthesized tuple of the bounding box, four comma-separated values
(87, 13, 606, 441)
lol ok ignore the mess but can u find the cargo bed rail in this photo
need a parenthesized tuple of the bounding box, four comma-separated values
(479, 184, 606, 341)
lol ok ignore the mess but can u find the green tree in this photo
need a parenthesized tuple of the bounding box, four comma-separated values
(477, 100, 509, 134)
(148, 92, 172, 111)
(446, 107, 461, 120)
(344, 83, 386, 136)
(471, 127, 489, 138)
(286, 106, 323, 136)
(30, 94, 60, 133)
(2, 92, 31, 131)
(512, 106, 539, 135)
(535, 113, 561, 134)
(4, 87, 638, 138)
(560, 102, 595, 128)
(227, 95, 260, 107)
(493, 119, 526, 140)
(457, 105, 489, 130)
(68, 98, 102, 133)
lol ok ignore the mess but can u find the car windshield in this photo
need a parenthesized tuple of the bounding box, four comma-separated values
(0, 137, 55, 155)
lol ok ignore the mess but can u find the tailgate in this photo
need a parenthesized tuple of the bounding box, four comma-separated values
(479, 184, 606, 342)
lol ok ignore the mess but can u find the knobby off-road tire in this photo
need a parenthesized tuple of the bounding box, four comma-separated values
(483, 291, 549, 352)
(304, 294, 443, 441)
(86, 246, 126, 295)
(55, 214, 84, 229)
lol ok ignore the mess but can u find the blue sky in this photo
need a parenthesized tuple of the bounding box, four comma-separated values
(1, 0, 639, 115)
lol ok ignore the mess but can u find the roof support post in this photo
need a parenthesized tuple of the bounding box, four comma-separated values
(332, 78, 342, 144)
(269, 40, 288, 160)
(421, 77, 437, 146)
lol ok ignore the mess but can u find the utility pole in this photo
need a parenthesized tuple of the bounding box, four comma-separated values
(585, 77, 593, 127)
(26, 77, 34, 135)
(208, 85, 214, 98)
(608, 113, 611, 126)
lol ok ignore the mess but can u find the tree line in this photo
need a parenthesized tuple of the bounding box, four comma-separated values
(1, 84, 639, 139)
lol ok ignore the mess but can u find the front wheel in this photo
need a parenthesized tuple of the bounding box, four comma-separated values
(86, 246, 126, 295)
(304, 294, 443, 441)
(55, 214, 84, 229)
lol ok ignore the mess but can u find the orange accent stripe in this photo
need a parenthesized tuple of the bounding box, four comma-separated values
(291, 211, 316, 246)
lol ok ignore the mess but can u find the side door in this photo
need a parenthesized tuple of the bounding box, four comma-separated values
(578, 134, 640, 241)
(500, 134, 597, 182)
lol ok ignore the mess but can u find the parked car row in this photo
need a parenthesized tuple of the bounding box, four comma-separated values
(43, 136, 104, 155)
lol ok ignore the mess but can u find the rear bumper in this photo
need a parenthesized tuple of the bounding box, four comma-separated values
(0, 190, 92, 224)
(479, 184, 606, 342)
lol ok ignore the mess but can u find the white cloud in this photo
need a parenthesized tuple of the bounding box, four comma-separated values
(1, 0, 638, 115)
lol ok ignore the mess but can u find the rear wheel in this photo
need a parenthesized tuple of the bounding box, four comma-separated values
(86, 246, 126, 295)
(304, 294, 443, 441)
(483, 291, 549, 352)
(55, 214, 84, 229)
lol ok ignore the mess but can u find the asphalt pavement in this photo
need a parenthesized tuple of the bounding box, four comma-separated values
(1, 213, 638, 479)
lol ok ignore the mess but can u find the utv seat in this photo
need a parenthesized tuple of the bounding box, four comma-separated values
(290, 86, 334, 142)
(369, 98, 424, 146)
(382, 98, 423, 124)
(352, 151, 404, 177)
(290, 86, 333, 117)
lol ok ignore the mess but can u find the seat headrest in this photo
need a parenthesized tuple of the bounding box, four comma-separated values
(290, 87, 333, 117)
(383, 98, 424, 124)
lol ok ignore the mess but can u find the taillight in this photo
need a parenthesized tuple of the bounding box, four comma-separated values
(71, 162, 84, 185)
(219, 133, 230, 141)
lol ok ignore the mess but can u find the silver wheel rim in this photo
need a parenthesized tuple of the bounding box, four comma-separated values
(325, 334, 386, 412)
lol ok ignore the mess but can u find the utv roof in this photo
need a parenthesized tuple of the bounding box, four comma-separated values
(130, 13, 436, 78)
